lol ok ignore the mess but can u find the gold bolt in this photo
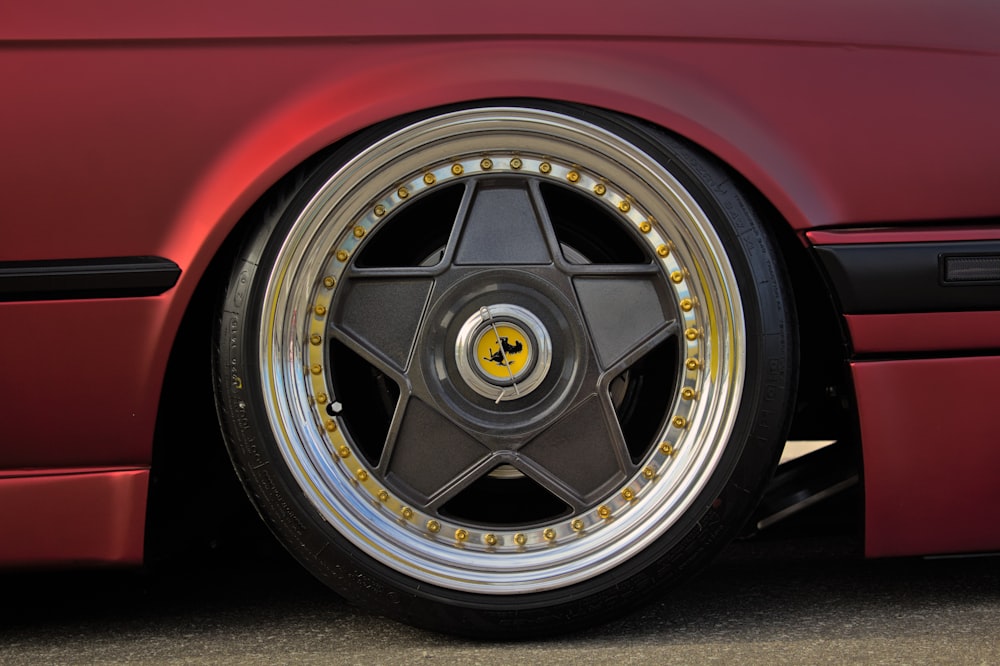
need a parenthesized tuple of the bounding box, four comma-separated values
(427, 520, 441, 533)
(682, 387, 697, 400)
(670, 271, 683, 284)
(480, 158, 493, 170)
(455, 529, 468, 541)
(337, 445, 350, 458)
(597, 505, 611, 519)
(484, 533, 498, 546)
(657, 245, 670, 257)
(672, 416, 688, 429)
(514, 533, 526, 546)
(660, 442, 676, 456)
(356, 468, 367, 481)
(323, 276, 336, 289)
(510, 157, 523, 170)
(397, 187, 409, 199)
(373, 204, 386, 217)
(336, 249, 349, 262)
(325, 420, 337, 432)
(685, 328, 700, 341)
(310, 364, 323, 375)
(378, 490, 389, 502)
(571, 519, 584, 532)
(686, 358, 702, 371)
(539, 161, 552, 174)
(567, 170, 580, 183)
(679, 298, 693, 312)
(423, 173, 436, 185)
(639, 221, 652, 234)
(451, 163, 464, 176)
(622, 488, 635, 501)
(401, 507, 414, 520)
(643, 466, 655, 479)
(310, 334, 322, 345)
(316, 393, 328, 404)
(543, 528, 556, 541)
(594, 183, 607, 196)
(314, 304, 327, 316)
(353, 226, 366, 238)
(618, 200, 631, 213)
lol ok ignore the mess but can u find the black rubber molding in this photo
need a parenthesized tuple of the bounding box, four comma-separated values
(814, 241, 1000, 314)
(0, 256, 181, 302)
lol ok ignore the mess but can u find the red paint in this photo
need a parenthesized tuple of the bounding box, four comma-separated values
(854, 358, 1000, 557)
(0, 21, 997, 274)
(3, 0, 998, 53)
(0, 10, 990, 472)
(847, 312, 1000, 354)
(1, 1, 999, 566)
(0, 469, 147, 566)
(809, 227, 1000, 246)
(0, 298, 172, 468)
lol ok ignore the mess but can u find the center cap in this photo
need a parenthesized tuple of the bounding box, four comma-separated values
(475, 321, 533, 382)
(455, 304, 552, 402)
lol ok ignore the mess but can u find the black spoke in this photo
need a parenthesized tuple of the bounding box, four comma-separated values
(453, 180, 554, 266)
(574, 275, 675, 369)
(599, 319, 680, 380)
(518, 395, 630, 506)
(329, 277, 433, 373)
(383, 397, 492, 504)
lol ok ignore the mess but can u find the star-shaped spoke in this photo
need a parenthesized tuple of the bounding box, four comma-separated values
(380, 396, 492, 504)
(327, 277, 434, 375)
(451, 179, 557, 266)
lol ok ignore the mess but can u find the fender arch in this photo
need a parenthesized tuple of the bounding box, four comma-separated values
(159, 40, 829, 320)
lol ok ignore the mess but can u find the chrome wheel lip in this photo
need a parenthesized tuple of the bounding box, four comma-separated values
(258, 107, 746, 594)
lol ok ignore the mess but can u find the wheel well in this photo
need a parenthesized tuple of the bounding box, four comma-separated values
(145, 167, 322, 563)
(146, 100, 854, 559)
(146, 231, 253, 562)
(738, 181, 853, 442)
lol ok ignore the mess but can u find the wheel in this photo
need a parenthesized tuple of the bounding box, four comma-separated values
(215, 102, 795, 637)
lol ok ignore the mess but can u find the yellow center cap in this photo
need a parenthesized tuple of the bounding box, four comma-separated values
(454, 304, 551, 402)
(475, 324, 532, 381)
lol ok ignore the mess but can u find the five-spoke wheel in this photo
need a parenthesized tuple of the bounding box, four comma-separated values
(216, 102, 795, 636)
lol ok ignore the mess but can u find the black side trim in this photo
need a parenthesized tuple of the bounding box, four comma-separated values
(814, 241, 1000, 314)
(0, 256, 181, 302)
(853, 347, 1000, 363)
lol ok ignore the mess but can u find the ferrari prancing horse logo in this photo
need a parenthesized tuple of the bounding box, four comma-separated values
(475, 324, 530, 381)
(483, 336, 524, 366)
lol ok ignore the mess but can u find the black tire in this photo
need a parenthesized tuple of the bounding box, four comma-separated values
(214, 101, 796, 637)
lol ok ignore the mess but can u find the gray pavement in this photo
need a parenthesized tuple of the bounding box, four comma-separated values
(1, 526, 998, 664)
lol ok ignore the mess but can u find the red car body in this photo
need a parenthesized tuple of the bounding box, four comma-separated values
(2, 0, 999, 569)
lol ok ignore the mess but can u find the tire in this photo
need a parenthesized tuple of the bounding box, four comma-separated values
(214, 102, 796, 637)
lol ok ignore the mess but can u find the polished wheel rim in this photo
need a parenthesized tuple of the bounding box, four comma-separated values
(259, 107, 746, 594)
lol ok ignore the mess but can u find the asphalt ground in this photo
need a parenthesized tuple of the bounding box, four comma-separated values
(1, 494, 998, 665)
